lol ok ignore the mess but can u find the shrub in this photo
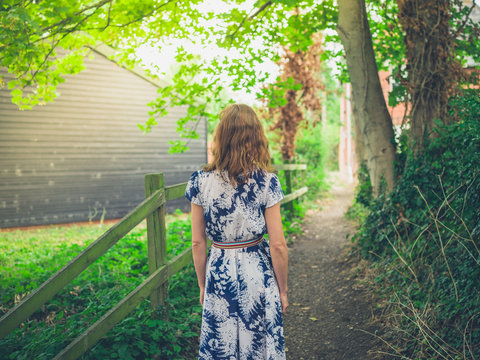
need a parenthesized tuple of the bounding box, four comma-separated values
(351, 89, 480, 359)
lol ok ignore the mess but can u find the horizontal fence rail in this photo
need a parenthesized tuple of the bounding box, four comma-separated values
(273, 163, 307, 171)
(1, 165, 308, 360)
(53, 242, 205, 360)
(165, 182, 188, 200)
(281, 186, 308, 204)
(0, 188, 166, 339)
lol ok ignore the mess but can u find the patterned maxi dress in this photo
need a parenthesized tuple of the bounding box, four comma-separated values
(185, 169, 286, 360)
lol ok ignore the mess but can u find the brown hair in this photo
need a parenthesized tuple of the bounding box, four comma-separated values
(204, 103, 272, 185)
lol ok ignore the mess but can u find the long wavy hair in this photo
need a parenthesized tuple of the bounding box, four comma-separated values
(204, 103, 272, 185)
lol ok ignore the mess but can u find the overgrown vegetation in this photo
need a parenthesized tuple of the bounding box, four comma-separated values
(0, 216, 200, 360)
(0, 193, 311, 359)
(349, 90, 480, 359)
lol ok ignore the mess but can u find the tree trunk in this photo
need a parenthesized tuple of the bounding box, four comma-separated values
(397, 0, 462, 153)
(337, 0, 397, 197)
(351, 96, 366, 170)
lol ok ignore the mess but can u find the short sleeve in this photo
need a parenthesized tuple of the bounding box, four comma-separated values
(266, 173, 284, 208)
(185, 171, 202, 205)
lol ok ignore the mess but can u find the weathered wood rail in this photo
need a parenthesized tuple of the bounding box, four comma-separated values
(0, 164, 307, 359)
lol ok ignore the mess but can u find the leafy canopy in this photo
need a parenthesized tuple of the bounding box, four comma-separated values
(1, 0, 478, 151)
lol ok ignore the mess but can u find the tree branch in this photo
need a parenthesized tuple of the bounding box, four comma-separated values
(453, 0, 477, 39)
(101, 0, 113, 31)
(0, 0, 33, 12)
(23, 6, 102, 84)
(35, 0, 175, 42)
(40, 0, 112, 33)
(226, 1, 273, 44)
(249, 0, 273, 20)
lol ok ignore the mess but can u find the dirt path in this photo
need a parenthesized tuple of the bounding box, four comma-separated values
(283, 172, 387, 360)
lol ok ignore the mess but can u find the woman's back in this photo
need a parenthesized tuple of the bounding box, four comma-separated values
(185, 169, 283, 243)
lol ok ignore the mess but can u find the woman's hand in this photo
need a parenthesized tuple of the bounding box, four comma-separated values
(280, 292, 289, 314)
(199, 287, 205, 306)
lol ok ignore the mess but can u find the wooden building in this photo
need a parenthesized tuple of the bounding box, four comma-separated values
(0, 45, 207, 228)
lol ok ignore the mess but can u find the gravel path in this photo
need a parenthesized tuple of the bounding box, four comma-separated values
(283, 172, 388, 360)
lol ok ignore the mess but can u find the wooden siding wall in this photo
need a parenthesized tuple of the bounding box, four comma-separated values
(0, 51, 206, 228)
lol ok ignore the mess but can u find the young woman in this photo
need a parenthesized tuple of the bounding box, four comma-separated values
(185, 103, 288, 359)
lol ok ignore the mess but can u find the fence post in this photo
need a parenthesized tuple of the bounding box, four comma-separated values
(145, 173, 167, 308)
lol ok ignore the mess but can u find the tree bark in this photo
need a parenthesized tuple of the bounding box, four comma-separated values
(397, 0, 462, 153)
(337, 0, 397, 197)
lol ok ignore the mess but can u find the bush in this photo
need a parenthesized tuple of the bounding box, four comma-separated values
(351, 89, 480, 359)
(0, 218, 200, 360)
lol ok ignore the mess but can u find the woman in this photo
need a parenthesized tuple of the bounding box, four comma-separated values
(185, 103, 288, 359)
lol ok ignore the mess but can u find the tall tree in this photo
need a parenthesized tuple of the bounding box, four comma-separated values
(337, 0, 397, 196)
(397, 0, 466, 153)
(365, 0, 479, 156)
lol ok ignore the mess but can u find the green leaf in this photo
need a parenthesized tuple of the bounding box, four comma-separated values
(7, 80, 17, 89)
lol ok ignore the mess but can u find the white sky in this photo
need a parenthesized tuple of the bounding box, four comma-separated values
(133, 0, 276, 105)
(136, 41, 280, 105)
(134, 0, 342, 104)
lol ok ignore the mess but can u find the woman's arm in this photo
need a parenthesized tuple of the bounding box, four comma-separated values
(191, 203, 207, 305)
(265, 202, 289, 314)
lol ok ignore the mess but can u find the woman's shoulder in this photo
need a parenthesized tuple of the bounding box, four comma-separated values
(250, 168, 278, 184)
(190, 168, 213, 177)
(189, 168, 218, 183)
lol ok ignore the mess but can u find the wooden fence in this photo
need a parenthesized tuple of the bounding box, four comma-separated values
(0, 164, 308, 360)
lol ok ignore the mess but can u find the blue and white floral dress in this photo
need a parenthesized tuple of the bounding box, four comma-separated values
(185, 169, 286, 360)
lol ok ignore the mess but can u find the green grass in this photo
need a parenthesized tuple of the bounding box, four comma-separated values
(0, 211, 200, 360)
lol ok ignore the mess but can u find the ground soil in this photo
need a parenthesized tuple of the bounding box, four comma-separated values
(283, 172, 391, 360)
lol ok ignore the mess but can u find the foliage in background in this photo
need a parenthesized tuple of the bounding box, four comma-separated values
(0, 0, 339, 152)
(264, 64, 340, 242)
(265, 62, 341, 201)
(139, 0, 338, 152)
(259, 33, 324, 162)
(0, 0, 204, 107)
(345, 161, 372, 224)
(2, 0, 478, 156)
(294, 117, 338, 200)
(349, 89, 480, 359)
